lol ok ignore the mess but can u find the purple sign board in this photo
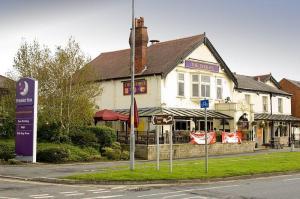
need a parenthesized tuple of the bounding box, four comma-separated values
(185, 60, 219, 73)
(15, 78, 38, 162)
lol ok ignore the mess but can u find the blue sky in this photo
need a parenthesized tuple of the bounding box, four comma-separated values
(0, 0, 299, 80)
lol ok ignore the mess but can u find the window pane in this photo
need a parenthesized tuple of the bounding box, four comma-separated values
(201, 85, 206, 97)
(201, 75, 210, 83)
(192, 75, 199, 82)
(217, 79, 222, 85)
(178, 73, 184, 81)
(245, 94, 250, 104)
(217, 87, 222, 99)
(178, 82, 184, 96)
(192, 84, 199, 97)
(206, 85, 210, 97)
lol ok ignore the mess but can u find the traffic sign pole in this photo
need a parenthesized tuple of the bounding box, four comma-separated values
(205, 106, 208, 174)
(169, 124, 173, 173)
(156, 126, 160, 171)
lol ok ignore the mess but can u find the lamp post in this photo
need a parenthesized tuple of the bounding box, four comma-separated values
(130, 0, 136, 171)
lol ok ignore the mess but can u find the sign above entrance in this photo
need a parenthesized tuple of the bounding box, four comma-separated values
(151, 115, 174, 125)
(185, 60, 219, 73)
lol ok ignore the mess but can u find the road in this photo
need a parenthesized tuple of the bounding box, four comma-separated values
(1, 173, 300, 199)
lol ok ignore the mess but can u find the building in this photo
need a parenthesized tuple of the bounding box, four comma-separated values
(230, 74, 299, 146)
(86, 17, 238, 141)
(85, 17, 299, 147)
(279, 78, 300, 140)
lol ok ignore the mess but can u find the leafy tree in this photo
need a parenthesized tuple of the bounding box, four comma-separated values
(13, 38, 101, 135)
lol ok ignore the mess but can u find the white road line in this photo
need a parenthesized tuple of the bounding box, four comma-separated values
(162, 193, 187, 198)
(30, 196, 54, 199)
(137, 185, 240, 198)
(30, 195, 50, 197)
(82, 195, 123, 199)
(87, 189, 106, 192)
(65, 193, 85, 196)
(284, 177, 300, 181)
(92, 191, 111, 194)
(60, 191, 79, 194)
(111, 186, 126, 190)
(182, 196, 211, 199)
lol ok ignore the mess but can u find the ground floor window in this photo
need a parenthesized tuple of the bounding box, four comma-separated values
(196, 120, 213, 131)
(175, 120, 191, 131)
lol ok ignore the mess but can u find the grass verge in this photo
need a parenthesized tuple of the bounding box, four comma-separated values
(65, 152, 300, 181)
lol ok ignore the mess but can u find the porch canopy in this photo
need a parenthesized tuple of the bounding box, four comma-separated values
(94, 109, 129, 122)
(114, 107, 232, 119)
(254, 113, 300, 122)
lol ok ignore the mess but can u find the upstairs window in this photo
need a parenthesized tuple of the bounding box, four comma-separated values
(216, 78, 223, 99)
(262, 96, 268, 112)
(191, 74, 199, 97)
(177, 73, 185, 97)
(245, 94, 251, 104)
(201, 75, 210, 98)
(278, 98, 283, 113)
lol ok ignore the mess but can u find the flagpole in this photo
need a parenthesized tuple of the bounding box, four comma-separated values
(130, 0, 136, 171)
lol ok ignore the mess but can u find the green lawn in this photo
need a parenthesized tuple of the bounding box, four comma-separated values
(65, 152, 300, 181)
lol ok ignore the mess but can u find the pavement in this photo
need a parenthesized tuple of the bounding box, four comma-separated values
(0, 147, 300, 185)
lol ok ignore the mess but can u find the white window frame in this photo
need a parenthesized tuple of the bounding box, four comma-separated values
(177, 73, 185, 97)
(278, 98, 283, 113)
(216, 78, 223, 100)
(201, 75, 211, 98)
(191, 74, 200, 97)
(262, 96, 268, 112)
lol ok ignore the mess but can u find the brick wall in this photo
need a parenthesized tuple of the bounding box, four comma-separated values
(280, 79, 300, 118)
(130, 142, 255, 160)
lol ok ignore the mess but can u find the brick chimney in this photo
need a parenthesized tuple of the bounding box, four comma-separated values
(129, 17, 149, 74)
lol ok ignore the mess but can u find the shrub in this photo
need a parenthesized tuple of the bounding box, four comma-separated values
(37, 123, 70, 143)
(37, 143, 101, 163)
(0, 142, 15, 161)
(85, 126, 116, 150)
(69, 130, 99, 148)
(0, 118, 15, 138)
(103, 147, 121, 160)
(120, 151, 130, 160)
(37, 147, 70, 163)
(111, 142, 121, 150)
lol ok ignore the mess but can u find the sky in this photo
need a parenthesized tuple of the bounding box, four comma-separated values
(0, 0, 299, 81)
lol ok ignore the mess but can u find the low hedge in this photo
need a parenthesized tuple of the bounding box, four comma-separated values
(37, 143, 101, 163)
(0, 141, 15, 161)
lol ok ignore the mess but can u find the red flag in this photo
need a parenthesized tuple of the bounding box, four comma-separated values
(128, 98, 139, 128)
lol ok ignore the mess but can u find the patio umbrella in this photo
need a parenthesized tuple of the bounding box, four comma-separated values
(94, 109, 129, 121)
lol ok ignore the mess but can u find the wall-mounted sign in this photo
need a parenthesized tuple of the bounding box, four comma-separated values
(123, 79, 147, 95)
(151, 115, 174, 125)
(185, 60, 219, 73)
(15, 78, 38, 163)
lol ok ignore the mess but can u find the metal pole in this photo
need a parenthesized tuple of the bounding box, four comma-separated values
(130, 0, 135, 171)
(156, 126, 160, 171)
(205, 107, 208, 173)
(169, 125, 173, 173)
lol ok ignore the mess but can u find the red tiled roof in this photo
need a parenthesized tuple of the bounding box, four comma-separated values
(84, 34, 237, 85)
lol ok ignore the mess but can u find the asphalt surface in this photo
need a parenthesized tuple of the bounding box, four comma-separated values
(1, 173, 300, 199)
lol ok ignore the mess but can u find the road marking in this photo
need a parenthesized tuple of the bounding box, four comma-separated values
(30, 196, 54, 199)
(82, 195, 123, 199)
(162, 194, 187, 198)
(0, 197, 19, 199)
(111, 186, 126, 190)
(137, 185, 239, 198)
(87, 189, 106, 192)
(65, 193, 85, 196)
(182, 196, 213, 199)
(60, 191, 79, 194)
(92, 191, 111, 194)
(284, 177, 300, 181)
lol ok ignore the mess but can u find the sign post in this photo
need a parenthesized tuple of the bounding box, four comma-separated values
(151, 114, 174, 172)
(200, 99, 209, 173)
(15, 78, 38, 163)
